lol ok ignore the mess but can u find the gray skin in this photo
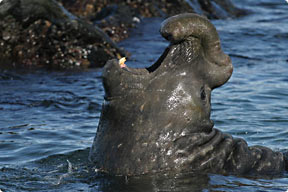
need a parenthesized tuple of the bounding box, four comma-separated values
(90, 13, 286, 176)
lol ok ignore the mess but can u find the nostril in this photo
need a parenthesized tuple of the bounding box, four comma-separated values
(200, 87, 206, 101)
(163, 33, 174, 42)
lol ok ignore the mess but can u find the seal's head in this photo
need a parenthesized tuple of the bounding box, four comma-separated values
(159, 13, 233, 89)
(90, 13, 233, 175)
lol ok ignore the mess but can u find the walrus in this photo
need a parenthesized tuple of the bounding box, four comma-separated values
(89, 13, 288, 176)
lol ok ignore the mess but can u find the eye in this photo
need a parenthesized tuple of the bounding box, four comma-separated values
(200, 87, 206, 101)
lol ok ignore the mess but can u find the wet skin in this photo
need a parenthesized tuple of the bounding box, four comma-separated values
(90, 13, 287, 176)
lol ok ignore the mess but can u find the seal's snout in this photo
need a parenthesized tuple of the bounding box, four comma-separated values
(160, 13, 233, 88)
(160, 21, 185, 44)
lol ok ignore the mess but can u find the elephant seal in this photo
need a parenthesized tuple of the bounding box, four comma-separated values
(89, 13, 287, 176)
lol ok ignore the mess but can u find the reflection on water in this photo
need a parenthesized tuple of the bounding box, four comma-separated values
(1, 0, 288, 191)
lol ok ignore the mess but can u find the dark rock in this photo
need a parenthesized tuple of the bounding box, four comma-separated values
(0, 0, 125, 69)
(57, 0, 194, 42)
(91, 4, 140, 42)
(57, 0, 246, 42)
(89, 13, 286, 176)
(0, 0, 246, 69)
(198, 0, 230, 19)
(212, 0, 247, 17)
(189, 0, 247, 19)
(59, 0, 245, 20)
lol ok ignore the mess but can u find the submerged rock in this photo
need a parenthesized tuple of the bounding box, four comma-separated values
(0, 0, 125, 69)
(90, 13, 287, 176)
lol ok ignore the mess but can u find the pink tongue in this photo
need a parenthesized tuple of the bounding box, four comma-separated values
(119, 57, 127, 68)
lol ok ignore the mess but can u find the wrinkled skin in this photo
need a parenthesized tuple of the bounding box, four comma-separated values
(90, 13, 287, 176)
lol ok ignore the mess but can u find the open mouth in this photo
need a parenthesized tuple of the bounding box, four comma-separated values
(103, 13, 233, 99)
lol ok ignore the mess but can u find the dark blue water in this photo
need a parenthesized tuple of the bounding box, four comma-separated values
(1, 0, 288, 191)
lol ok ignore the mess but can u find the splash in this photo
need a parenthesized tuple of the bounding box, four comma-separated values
(55, 160, 73, 185)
